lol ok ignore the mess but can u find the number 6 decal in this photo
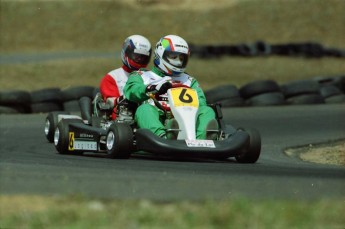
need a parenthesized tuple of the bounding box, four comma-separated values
(170, 88, 199, 108)
(179, 88, 193, 103)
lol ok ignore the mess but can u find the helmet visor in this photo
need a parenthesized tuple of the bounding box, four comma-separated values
(163, 51, 188, 68)
(125, 46, 151, 65)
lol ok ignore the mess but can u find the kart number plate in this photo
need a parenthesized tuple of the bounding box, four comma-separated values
(185, 140, 215, 148)
(73, 141, 97, 150)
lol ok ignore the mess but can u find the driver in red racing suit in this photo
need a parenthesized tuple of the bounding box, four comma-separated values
(100, 35, 152, 119)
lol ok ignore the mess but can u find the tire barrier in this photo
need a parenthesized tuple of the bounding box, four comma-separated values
(189, 41, 345, 58)
(0, 86, 97, 114)
(0, 75, 344, 114)
(204, 75, 344, 108)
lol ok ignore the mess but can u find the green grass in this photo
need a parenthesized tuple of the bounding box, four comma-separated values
(1, 0, 344, 91)
(1, 195, 344, 229)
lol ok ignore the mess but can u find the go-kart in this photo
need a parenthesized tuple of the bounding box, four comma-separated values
(44, 86, 261, 163)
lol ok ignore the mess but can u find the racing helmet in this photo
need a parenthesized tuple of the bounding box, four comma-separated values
(154, 35, 190, 76)
(121, 35, 152, 70)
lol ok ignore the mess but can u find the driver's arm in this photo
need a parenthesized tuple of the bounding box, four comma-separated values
(124, 72, 150, 103)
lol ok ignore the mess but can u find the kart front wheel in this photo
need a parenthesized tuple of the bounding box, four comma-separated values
(54, 118, 83, 155)
(235, 128, 261, 163)
(106, 123, 134, 159)
(45, 111, 70, 142)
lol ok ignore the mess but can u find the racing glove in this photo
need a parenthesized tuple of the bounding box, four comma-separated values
(146, 80, 172, 95)
(105, 95, 124, 108)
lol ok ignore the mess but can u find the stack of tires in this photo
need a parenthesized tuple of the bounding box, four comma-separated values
(280, 80, 325, 105)
(204, 75, 345, 107)
(1, 76, 344, 114)
(313, 75, 345, 103)
(189, 41, 345, 58)
(61, 86, 96, 112)
(0, 85, 97, 114)
(30, 88, 63, 113)
(204, 84, 244, 107)
(239, 80, 285, 106)
(0, 90, 32, 114)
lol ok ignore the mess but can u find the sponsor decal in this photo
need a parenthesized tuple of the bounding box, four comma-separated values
(73, 141, 97, 150)
(185, 140, 216, 148)
(80, 133, 94, 138)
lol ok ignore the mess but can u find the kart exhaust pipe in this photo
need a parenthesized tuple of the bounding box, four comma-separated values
(79, 96, 92, 124)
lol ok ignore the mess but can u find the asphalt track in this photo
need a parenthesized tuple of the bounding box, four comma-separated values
(0, 104, 344, 201)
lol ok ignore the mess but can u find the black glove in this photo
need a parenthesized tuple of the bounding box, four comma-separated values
(146, 81, 172, 95)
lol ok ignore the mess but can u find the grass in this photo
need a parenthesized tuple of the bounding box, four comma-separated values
(1, 0, 344, 91)
(1, 195, 344, 229)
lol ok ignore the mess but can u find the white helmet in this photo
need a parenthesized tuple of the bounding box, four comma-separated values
(154, 35, 190, 76)
(121, 35, 152, 70)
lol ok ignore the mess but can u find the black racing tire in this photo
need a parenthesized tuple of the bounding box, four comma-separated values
(30, 88, 62, 103)
(0, 90, 31, 105)
(0, 104, 31, 114)
(325, 94, 345, 104)
(106, 123, 134, 159)
(320, 85, 342, 99)
(45, 111, 71, 142)
(31, 102, 63, 113)
(254, 40, 272, 55)
(204, 84, 240, 103)
(237, 43, 257, 56)
(63, 100, 81, 112)
(0, 105, 19, 114)
(235, 128, 261, 163)
(281, 80, 320, 98)
(239, 80, 281, 99)
(286, 94, 325, 105)
(217, 97, 245, 107)
(54, 118, 84, 154)
(61, 86, 95, 101)
(313, 75, 345, 92)
(93, 87, 100, 98)
(246, 92, 286, 106)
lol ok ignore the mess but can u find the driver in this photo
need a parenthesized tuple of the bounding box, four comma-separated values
(100, 35, 152, 119)
(123, 34, 217, 139)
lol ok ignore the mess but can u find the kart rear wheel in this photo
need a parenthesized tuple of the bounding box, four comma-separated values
(235, 128, 261, 163)
(106, 123, 134, 159)
(54, 118, 83, 155)
(45, 111, 70, 142)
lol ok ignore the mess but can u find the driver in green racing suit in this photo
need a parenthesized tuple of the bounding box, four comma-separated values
(124, 35, 217, 139)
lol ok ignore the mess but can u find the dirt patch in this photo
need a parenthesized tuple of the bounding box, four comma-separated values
(285, 140, 345, 166)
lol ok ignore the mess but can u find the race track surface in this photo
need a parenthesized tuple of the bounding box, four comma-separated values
(0, 104, 344, 201)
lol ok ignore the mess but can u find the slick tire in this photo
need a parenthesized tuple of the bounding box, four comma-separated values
(0, 90, 31, 105)
(236, 128, 261, 163)
(245, 92, 286, 106)
(286, 94, 325, 105)
(239, 80, 281, 99)
(61, 86, 95, 101)
(106, 123, 134, 159)
(204, 84, 240, 103)
(320, 85, 342, 99)
(54, 118, 83, 155)
(45, 111, 71, 143)
(325, 94, 345, 103)
(281, 80, 320, 98)
(30, 88, 62, 103)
